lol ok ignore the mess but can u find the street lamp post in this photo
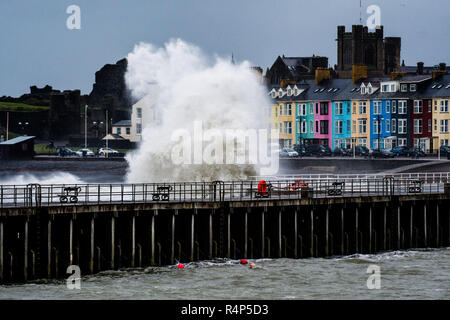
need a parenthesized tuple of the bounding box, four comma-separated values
(84, 105, 88, 148)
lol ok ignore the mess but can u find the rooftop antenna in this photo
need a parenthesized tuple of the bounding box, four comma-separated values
(359, 0, 362, 25)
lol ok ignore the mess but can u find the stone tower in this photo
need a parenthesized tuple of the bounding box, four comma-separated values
(336, 25, 401, 79)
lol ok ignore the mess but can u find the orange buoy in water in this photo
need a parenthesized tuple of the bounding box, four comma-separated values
(240, 259, 248, 265)
(249, 263, 256, 269)
(177, 263, 184, 269)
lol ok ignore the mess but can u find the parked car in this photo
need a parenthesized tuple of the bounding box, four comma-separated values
(98, 147, 119, 156)
(76, 148, 95, 157)
(409, 148, 426, 158)
(440, 145, 450, 156)
(279, 147, 299, 158)
(332, 147, 351, 157)
(369, 149, 395, 158)
(354, 146, 370, 157)
(56, 147, 77, 157)
(305, 144, 332, 157)
(391, 146, 412, 157)
(293, 145, 307, 157)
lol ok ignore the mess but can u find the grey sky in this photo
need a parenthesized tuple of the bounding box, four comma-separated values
(0, 0, 449, 97)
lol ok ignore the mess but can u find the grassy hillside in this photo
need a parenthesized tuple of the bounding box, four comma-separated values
(0, 101, 49, 112)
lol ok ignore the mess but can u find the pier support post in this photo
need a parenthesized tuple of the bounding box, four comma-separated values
(397, 206, 401, 250)
(310, 208, 314, 257)
(383, 206, 387, 251)
(47, 219, 52, 278)
(341, 208, 345, 255)
(278, 208, 282, 258)
(151, 211, 156, 265)
(90, 216, 95, 274)
(261, 207, 266, 258)
(369, 206, 372, 253)
(424, 203, 427, 247)
(355, 207, 359, 253)
(227, 209, 231, 259)
(111, 216, 115, 269)
(131, 215, 136, 268)
(171, 211, 176, 265)
(0, 221, 3, 281)
(69, 218, 73, 266)
(410, 205, 413, 248)
(294, 208, 298, 259)
(209, 210, 213, 260)
(436, 204, 439, 247)
(325, 208, 329, 256)
(244, 208, 249, 258)
(24, 219, 28, 281)
(190, 210, 196, 262)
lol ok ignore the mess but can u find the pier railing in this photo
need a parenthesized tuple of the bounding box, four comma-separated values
(0, 177, 446, 209)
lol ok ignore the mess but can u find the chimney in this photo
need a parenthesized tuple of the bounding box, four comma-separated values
(352, 64, 367, 83)
(315, 68, 331, 84)
(417, 62, 424, 75)
(439, 62, 447, 71)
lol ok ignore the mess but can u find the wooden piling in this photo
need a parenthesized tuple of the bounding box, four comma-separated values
(410, 205, 413, 249)
(278, 209, 282, 258)
(24, 219, 28, 281)
(47, 219, 52, 278)
(90, 216, 94, 274)
(341, 207, 344, 255)
(191, 212, 195, 262)
(0, 221, 3, 282)
(261, 207, 266, 258)
(310, 208, 314, 257)
(294, 209, 298, 259)
(369, 206, 372, 253)
(171, 212, 176, 265)
(131, 215, 135, 268)
(436, 204, 439, 247)
(244, 209, 248, 258)
(355, 207, 359, 253)
(209, 211, 213, 259)
(111, 216, 115, 269)
(151, 212, 156, 265)
(424, 203, 427, 247)
(397, 206, 401, 250)
(325, 208, 329, 256)
(69, 218, 73, 266)
(383, 206, 387, 251)
(226, 210, 231, 259)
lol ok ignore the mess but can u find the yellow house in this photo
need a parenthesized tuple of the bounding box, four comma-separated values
(350, 98, 371, 148)
(270, 88, 296, 148)
(432, 97, 450, 150)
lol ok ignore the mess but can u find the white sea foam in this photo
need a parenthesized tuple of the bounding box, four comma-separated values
(124, 39, 272, 183)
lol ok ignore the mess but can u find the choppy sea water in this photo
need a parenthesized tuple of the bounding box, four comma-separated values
(0, 248, 448, 300)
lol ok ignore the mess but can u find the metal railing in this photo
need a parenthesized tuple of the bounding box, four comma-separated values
(0, 177, 447, 209)
(250, 172, 450, 184)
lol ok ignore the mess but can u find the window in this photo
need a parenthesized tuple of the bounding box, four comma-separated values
(116, 127, 121, 135)
(435, 100, 438, 112)
(373, 139, 379, 150)
(359, 101, 367, 114)
(315, 121, 319, 133)
(382, 84, 389, 92)
(398, 138, 407, 146)
(440, 100, 449, 113)
(398, 119, 407, 134)
(392, 119, 397, 133)
(352, 102, 357, 114)
(391, 84, 396, 92)
(279, 104, 283, 116)
(271, 91, 277, 98)
(137, 108, 142, 119)
(284, 121, 292, 134)
(320, 120, 329, 134)
(398, 101, 407, 114)
(428, 100, 432, 113)
(346, 103, 351, 114)
(428, 119, 431, 133)
(316, 103, 319, 114)
(136, 123, 142, 134)
(401, 84, 408, 92)
(386, 119, 390, 133)
(320, 103, 328, 115)
(410, 84, 417, 92)
(414, 100, 423, 114)
(386, 101, 391, 113)
(414, 119, 422, 134)
(361, 86, 366, 94)
(309, 103, 314, 115)
(373, 101, 382, 115)
(287, 89, 292, 96)
(367, 85, 373, 94)
(434, 119, 438, 132)
(126, 127, 131, 135)
(335, 120, 343, 134)
(358, 119, 367, 134)
(301, 120, 307, 133)
(309, 120, 314, 133)
(440, 120, 449, 133)
(335, 102, 343, 115)
(392, 100, 397, 113)
(285, 104, 292, 116)
(352, 120, 356, 133)
(358, 138, 367, 147)
(373, 119, 381, 134)
(296, 121, 300, 134)
(347, 120, 351, 134)
(279, 122, 283, 133)
(299, 104, 307, 116)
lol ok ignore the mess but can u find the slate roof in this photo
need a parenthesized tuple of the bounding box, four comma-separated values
(0, 136, 36, 145)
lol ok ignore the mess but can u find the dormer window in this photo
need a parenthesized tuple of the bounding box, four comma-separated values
(361, 87, 366, 94)
(391, 84, 396, 92)
(287, 89, 292, 96)
(401, 84, 408, 92)
(367, 86, 373, 94)
(271, 91, 277, 98)
(410, 84, 417, 92)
